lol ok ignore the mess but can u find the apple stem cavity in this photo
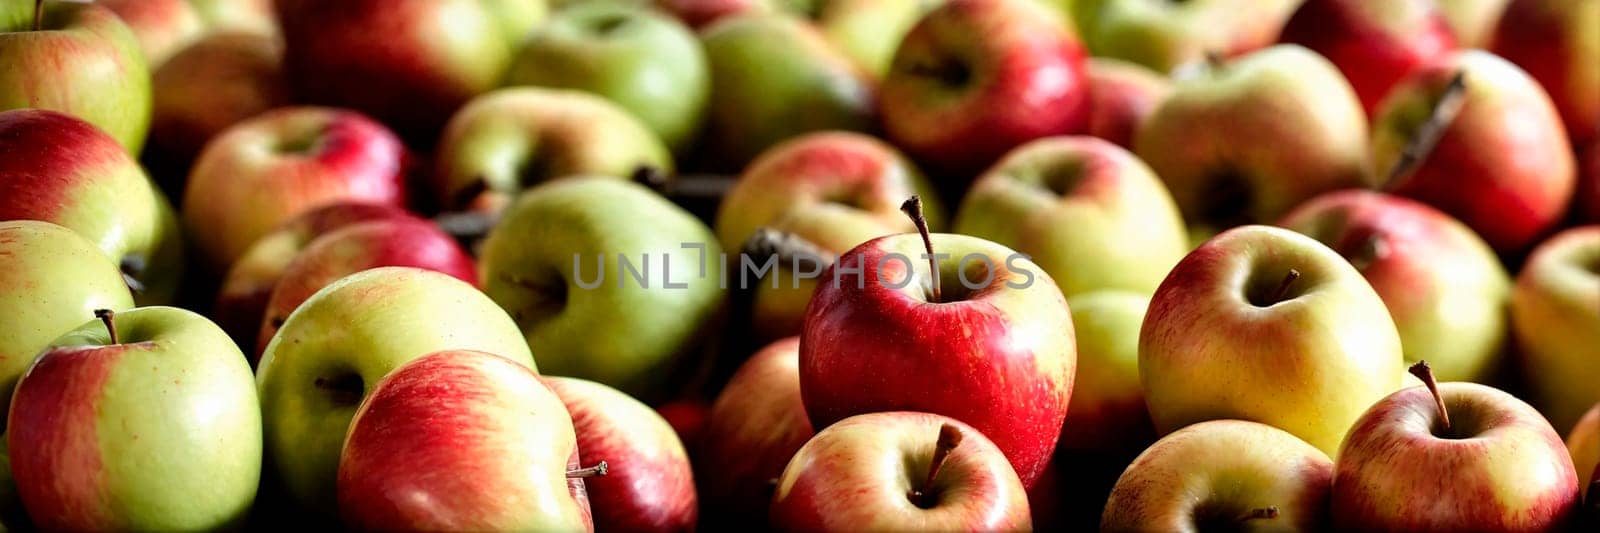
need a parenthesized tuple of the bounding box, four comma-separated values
(94, 308, 118, 345)
(1241, 507, 1280, 521)
(1204, 51, 1226, 70)
(1270, 269, 1301, 304)
(900, 195, 940, 303)
(1383, 70, 1468, 189)
(908, 423, 963, 508)
(33, 0, 45, 31)
(1408, 361, 1452, 433)
(566, 461, 609, 478)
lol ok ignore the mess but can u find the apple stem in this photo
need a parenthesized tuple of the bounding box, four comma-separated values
(1270, 269, 1301, 303)
(94, 309, 118, 345)
(33, 0, 44, 31)
(908, 423, 963, 508)
(899, 196, 940, 303)
(1408, 361, 1451, 433)
(1204, 51, 1225, 70)
(1240, 507, 1279, 521)
(566, 460, 609, 478)
(1382, 70, 1468, 190)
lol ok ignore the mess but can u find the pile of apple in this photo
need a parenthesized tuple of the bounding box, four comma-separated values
(2, 0, 1598, 530)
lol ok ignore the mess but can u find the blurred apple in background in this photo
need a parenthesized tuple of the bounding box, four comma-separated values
(1491, 0, 1599, 147)
(1083, 58, 1171, 149)
(696, 337, 814, 528)
(99, 0, 204, 69)
(954, 136, 1187, 297)
(1579, 141, 1600, 224)
(1071, 0, 1300, 74)
(182, 107, 410, 271)
(655, 0, 775, 28)
(1280, 190, 1510, 383)
(0, 1, 150, 153)
(1057, 291, 1154, 452)
(1569, 404, 1600, 502)
(432, 88, 673, 216)
(805, 0, 934, 79)
(146, 31, 288, 192)
(1435, 0, 1509, 48)
(654, 399, 710, 451)
(0, 109, 185, 306)
(1374, 51, 1575, 255)
(189, 0, 278, 37)
(1512, 226, 1600, 433)
(1101, 420, 1334, 532)
(338, 350, 592, 532)
(1278, 0, 1457, 116)
(1141, 225, 1404, 456)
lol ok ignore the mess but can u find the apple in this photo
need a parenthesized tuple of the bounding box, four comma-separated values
(1278, 0, 1457, 116)
(543, 376, 697, 532)
(0, 1, 150, 152)
(0, 109, 185, 306)
(189, 0, 278, 37)
(800, 201, 1075, 487)
(1071, 0, 1301, 74)
(1141, 225, 1404, 456)
(807, 0, 932, 79)
(254, 217, 479, 358)
(1100, 420, 1334, 531)
(433, 87, 674, 216)
(769, 412, 1031, 531)
(714, 131, 944, 341)
(696, 336, 814, 528)
(1057, 290, 1154, 452)
(1511, 226, 1600, 433)
(1083, 57, 1172, 149)
(1374, 51, 1575, 254)
(146, 31, 288, 189)
(953, 136, 1187, 297)
(1580, 141, 1600, 224)
(479, 177, 725, 400)
(99, 0, 205, 68)
(182, 106, 410, 271)
(1435, 0, 1510, 48)
(8, 306, 260, 531)
(1279, 190, 1511, 383)
(654, 0, 774, 28)
(654, 399, 710, 451)
(881, 0, 1090, 178)
(273, 0, 546, 142)
(339, 350, 594, 531)
(1491, 0, 1599, 147)
(1570, 404, 1600, 501)
(1134, 45, 1374, 236)
(256, 267, 536, 514)
(1331, 362, 1581, 531)
(699, 13, 876, 170)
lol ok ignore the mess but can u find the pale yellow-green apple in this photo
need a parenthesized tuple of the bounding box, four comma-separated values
(508, 3, 708, 154)
(769, 412, 1032, 531)
(433, 87, 673, 215)
(1435, 0, 1510, 47)
(146, 31, 288, 188)
(0, 1, 150, 152)
(0, 221, 134, 430)
(1135, 45, 1374, 236)
(182, 107, 410, 271)
(714, 131, 944, 340)
(189, 0, 277, 37)
(954, 136, 1187, 297)
(1491, 0, 1599, 147)
(8, 307, 260, 531)
(699, 13, 875, 169)
(0, 109, 184, 306)
(98, 0, 204, 68)
(805, 0, 933, 79)
(1083, 57, 1171, 149)
(1071, 0, 1301, 74)
(256, 267, 536, 515)
(338, 350, 593, 532)
(696, 337, 814, 529)
(1374, 51, 1575, 254)
(1332, 364, 1581, 531)
(1280, 190, 1510, 383)
(1140, 225, 1405, 456)
(1569, 404, 1600, 501)
(1511, 226, 1600, 433)
(1278, 0, 1458, 117)
(479, 177, 725, 400)
(1057, 290, 1154, 452)
(273, 0, 547, 142)
(1100, 420, 1334, 531)
(881, 0, 1091, 178)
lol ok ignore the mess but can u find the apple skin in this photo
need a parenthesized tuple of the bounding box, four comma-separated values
(1101, 420, 1334, 531)
(0, 109, 185, 306)
(810, 0, 932, 79)
(1578, 141, 1600, 224)
(654, 0, 775, 28)
(1279, 190, 1511, 383)
(189, 0, 278, 37)
(338, 350, 592, 532)
(1057, 291, 1154, 452)
(543, 376, 697, 533)
(147, 31, 288, 187)
(1083, 58, 1172, 149)
(254, 218, 479, 358)
(1436, 0, 1511, 48)
(1140, 225, 1405, 457)
(881, 0, 1090, 178)
(1511, 226, 1600, 434)
(714, 131, 945, 341)
(182, 106, 410, 271)
(99, 0, 205, 68)
(954, 136, 1188, 298)
(1374, 51, 1575, 255)
(9, 306, 261, 531)
(433, 87, 673, 215)
(0, 1, 151, 153)
(654, 399, 710, 451)
(1569, 404, 1600, 501)
(1278, 0, 1458, 117)
(1491, 0, 1600, 147)
(1331, 382, 1581, 532)
(696, 337, 815, 528)
(800, 232, 1075, 487)
(273, 0, 546, 142)
(1072, 0, 1301, 75)
(769, 412, 1031, 531)
(256, 267, 536, 515)
(0, 221, 135, 430)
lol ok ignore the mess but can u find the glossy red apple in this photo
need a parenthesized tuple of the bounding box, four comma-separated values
(1083, 58, 1171, 149)
(696, 337, 814, 528)
(1279, 0, 1457, 116)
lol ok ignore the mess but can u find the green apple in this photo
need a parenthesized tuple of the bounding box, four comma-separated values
(807, 0, 934, 78)
(1058, 290, 1154, 452)
(189, 0, 278, 37)
(0, 1, 151, 153)
(508, 3, 708, 153)
(954, 136, 1187, 297)
(8, 306, 260, 531)
(1073, 0, 1300, 74)
(1512, 226, 1600, 433)
(480, 177, 726, 400)
(256, 267, 536, 515)
(1437, 0, 1510, 48)
(1567, 403, 1600, 501)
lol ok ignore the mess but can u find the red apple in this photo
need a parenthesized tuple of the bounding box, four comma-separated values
(1083, 58, 1171, 150)
(655, 0, 770, 28)
(1491, 0, 1599, 146)
(146, 31, 288, 186)
(696, 337, 814, 528)
(1279, 0, 1457, 116)
(654, 399, 709, 452)
(98, 0, 205, 68)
